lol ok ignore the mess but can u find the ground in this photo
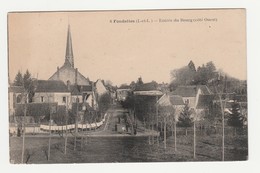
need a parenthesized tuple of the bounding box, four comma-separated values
(9, 104, 248, 163)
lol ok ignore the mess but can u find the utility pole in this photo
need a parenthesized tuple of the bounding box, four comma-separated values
(64, 96, 69, 155)
(156, 96, 159, 146)
(21, 94, 27, 163)
(193, 115, 196, 159)
(214, 74, 227, 161)
(74, 95, 79, 151)
(47, 103, 52, 161)
(164, 116, 166, 150)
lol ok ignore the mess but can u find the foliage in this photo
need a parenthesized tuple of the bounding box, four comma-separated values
(121, 94, 135, 110)
(13, 71, 23, 86)
(98, 92, 112, 113)
(177, 104, 193, 128)
(134, 95, 157, 124)
(13, 69, 35, 103)
(227, 102, 244, 128)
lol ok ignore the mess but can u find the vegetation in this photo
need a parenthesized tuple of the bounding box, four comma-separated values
(177, 104, 193, 136)
(227, 101, 245, 135)
(13, 69, 35, 103)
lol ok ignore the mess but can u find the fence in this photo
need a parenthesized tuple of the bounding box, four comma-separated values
(9, 113, 108, 134)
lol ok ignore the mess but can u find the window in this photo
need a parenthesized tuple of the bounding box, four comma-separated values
(185, 99, 189, 104)
(63, 96, 66, 103)
(16, 94, 22, 103)
(41, 96, 44, 102)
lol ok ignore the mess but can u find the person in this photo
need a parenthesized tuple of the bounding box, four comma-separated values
(17, 127, 21, 137)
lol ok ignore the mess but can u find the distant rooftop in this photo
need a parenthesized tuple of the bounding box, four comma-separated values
(135, 82, 159, 91)
(172, 85, 212, 97)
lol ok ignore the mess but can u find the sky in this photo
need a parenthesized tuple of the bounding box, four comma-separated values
(8, 9, 247, 86)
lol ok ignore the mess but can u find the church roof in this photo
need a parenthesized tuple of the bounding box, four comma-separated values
(64, 25, 74, 68)
(35, 80, 69, 93)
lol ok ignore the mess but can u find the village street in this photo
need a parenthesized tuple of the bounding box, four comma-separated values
(78, 103, 159, 137)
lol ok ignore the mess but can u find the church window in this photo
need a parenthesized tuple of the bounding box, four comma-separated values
(41, 96, 44, 102)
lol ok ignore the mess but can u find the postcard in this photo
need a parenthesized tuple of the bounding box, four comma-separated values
(8, 9, 247, 163)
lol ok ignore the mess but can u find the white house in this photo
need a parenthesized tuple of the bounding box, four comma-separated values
(33, 80, 71, 106)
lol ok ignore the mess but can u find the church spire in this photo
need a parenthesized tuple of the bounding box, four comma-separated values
(64, 24, 74, 68)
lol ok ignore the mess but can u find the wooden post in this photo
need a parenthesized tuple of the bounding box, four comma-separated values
(21, 101, 27, 163)
(174, 121, 177, 152)
(64, 96, 69, 155)
(48, 110, 52, 161)
(164, 116, 166, 150)
(156, 96, 159, 146)
(193, 119, 196, 159)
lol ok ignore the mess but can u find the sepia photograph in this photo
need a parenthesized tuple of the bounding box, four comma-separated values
(7, 9, 248, 164)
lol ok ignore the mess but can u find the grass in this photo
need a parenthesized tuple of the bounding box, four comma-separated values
(9, 131, 248, 164)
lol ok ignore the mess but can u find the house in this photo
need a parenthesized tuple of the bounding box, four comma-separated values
(8, 86, 25, 116)
(134, 81, 163, 96)
(33, 80, 71, 106)
(116, 85, 132, 101)
(156, 93, 185, 120)
(94, 79, 108, 99)
(171, 85, 212, 108)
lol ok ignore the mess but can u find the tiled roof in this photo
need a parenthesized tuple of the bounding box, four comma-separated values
(172, 86, 197, 97)
(9, 86, 25, 93)
(135, 82, 159, 91)
(169, 95, 185, 105)
(118, 85, 131, 90)
(172, 85, 212, 97)
(71, 85, 92, 95)
(35, 80, 69, 93)
(157, 93, 184, 107)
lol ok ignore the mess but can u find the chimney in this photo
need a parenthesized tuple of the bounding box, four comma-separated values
(75, 68, 78, 85)
(57, 66, 60, 80)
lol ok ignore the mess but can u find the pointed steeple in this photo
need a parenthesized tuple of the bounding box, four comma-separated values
(64, 25, 74, 68)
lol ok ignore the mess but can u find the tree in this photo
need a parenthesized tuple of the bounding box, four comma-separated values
(170, 61, 197, 89)
(177, 104, 193, 136)
(227, 101, 244, 135)
(14, 71, 23, 86)
(13, 69, 35, 103)
(98, 93, 112, 116)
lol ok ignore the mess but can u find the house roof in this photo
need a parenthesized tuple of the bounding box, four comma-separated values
(71, 85, 92, 95)
(169, 95, 185, 105)
(172, 86, 197, 97)
(9, 86, 25, 93)
(196, 94, 214, 109)
(135, 82, 159, 91)
(172, 85, 212, 97)
(35, 80, 69, 93)
(157, 93, 184, 107)
(118, 85, 131, 90)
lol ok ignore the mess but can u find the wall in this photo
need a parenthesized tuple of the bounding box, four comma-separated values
(33, 92, 71, 106)
(50, 67, 90, 86)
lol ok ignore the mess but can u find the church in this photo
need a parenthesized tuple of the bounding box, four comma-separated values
(48, 25, 98, 107)
(49, 25, 90, 86)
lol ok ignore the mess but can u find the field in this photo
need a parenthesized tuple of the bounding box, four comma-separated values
(9, 131, 248, 163)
